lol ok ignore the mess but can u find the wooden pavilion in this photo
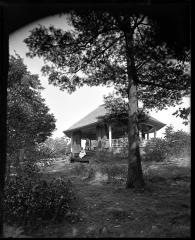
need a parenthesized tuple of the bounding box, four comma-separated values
(64, 104, 166, 157)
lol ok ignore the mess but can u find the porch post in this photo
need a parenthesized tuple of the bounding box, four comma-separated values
(154, 129, 156, 138)
(141, 132, 145, 140)
(96, 124, 109, 150)
(96, 126, 102, 150)
(71, 131, 81, 157)
(89, 139, 91, 150)
(109, 124, 112, 150)
(147, 133, 149, 140)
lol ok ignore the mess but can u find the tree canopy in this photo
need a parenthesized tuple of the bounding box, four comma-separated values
(24, 11, 190, 111)
(7, 54, 56, 156)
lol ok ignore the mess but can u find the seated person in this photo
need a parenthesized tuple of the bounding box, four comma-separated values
(79, 148, 86, 159)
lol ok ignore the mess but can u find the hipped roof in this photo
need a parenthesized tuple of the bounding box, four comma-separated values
(64, 104, 166, 135)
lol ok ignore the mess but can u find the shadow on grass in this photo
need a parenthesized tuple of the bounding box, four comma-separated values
(31, 156, 191, 238)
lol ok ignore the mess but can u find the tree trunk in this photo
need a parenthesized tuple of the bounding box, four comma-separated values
(124, 29, 145, 188)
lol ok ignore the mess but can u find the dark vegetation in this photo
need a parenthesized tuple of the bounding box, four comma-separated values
(143, 125, 191, 162)
(4, 54, 77, 234)
(4, 161, 79, 228)
(4, 158, 191, 237)
(7, 55, 56, 178)
(4, 126, 191, 237)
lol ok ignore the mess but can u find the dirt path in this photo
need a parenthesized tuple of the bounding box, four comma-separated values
(30, 158, 191, 238)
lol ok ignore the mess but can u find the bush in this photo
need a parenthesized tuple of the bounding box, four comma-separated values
(164, 126, 191, 158)
(143, 126, 191, 162)
(20, 160, 41, 178)
(4, 162, 77, 227)
(143, 138, 168, 162)
(101, 164, 127, 182)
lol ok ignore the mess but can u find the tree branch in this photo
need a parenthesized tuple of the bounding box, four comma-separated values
(136, 26, 145, 45)
(73, 35, 124, 73)
(132, 16, 138, 29)
(137, 80, 186, 91)
(71, 27, 120, 53)
(132, 15, 146, 30)
(135, 53, 154, 70)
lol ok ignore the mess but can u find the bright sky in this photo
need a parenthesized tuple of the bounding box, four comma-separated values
(9, 14, 190, 139)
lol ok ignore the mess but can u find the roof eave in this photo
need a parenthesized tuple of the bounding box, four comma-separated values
(64, 121, 104, 136)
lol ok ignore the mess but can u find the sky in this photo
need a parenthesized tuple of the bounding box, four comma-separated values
(9, 14, 190, 139)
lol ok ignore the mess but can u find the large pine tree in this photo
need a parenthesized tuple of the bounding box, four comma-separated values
(24, 10, 190, 188)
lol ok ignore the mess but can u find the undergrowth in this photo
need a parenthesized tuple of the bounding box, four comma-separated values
(4, 162, 79, 229)
(143, 125, 191, 162)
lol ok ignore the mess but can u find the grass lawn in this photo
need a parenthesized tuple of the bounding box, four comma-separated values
(32, 155, 191, 238)
(6, 156, 190, 238)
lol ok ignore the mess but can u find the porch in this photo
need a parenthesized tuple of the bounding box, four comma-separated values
(64, 104, 165, 159)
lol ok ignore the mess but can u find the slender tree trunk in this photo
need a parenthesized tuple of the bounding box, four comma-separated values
(124, 29, 145, 188)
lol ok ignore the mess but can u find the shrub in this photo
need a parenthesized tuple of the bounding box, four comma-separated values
(4, 162, 77, 227)
(19, 160, 41, 178)
(101, 164, 127, 182)
(143, 126, 191, 162)
(143, 138, 168, 162)
(164, 127, 191, 158)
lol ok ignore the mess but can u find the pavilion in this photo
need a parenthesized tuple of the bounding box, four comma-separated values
(64, 104, 166, 157)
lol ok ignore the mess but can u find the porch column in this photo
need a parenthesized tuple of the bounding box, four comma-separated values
(96, 126, 102, 150)
(147, 133, 149, 140)
(109, 124, 112, 150)
(154, 129, 156, 138)
(71, 131, 81, 157)
(96, 125, 107, 150)
(86, 138, 91, 150)
(141, 132, 145, 140)
(89, 139, 91, 150)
